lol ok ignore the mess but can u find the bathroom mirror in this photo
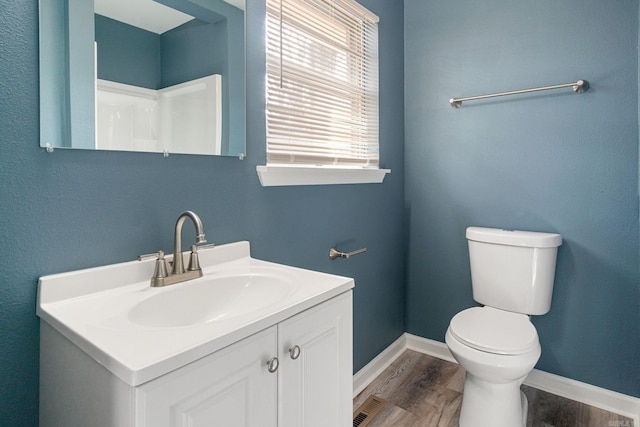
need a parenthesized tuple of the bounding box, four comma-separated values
(39, 0, 245, 157)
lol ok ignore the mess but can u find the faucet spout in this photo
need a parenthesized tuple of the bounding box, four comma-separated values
(172, 211, 207, 275)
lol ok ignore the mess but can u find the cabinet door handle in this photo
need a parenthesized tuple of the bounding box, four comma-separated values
(266, 357, 279, 373)
(289, 345, 301, 360)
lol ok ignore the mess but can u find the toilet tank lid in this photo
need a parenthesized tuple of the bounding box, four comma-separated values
(466, 227, 562, 248)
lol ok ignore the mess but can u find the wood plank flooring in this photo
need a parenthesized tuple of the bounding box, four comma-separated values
(354, 350, 634, 427)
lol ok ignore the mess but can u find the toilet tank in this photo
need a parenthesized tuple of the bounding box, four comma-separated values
(467, 227, 562, 315)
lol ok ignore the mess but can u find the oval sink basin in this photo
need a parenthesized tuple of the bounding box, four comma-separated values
(128, 273, 293, 327)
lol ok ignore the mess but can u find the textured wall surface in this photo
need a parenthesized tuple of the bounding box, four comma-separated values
(404, 0, 640, 397)
(6, 0, 638, 424)
(0, 0, 405, 424)
(96, 15, 162, 89)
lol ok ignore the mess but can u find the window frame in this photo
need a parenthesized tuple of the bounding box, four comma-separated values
(257, 0, 390, 186)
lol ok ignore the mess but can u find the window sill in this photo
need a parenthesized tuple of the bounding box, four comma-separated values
(256, 165, 391, 187)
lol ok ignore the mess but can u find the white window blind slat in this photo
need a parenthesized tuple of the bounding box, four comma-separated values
(266, 0, 379, 168)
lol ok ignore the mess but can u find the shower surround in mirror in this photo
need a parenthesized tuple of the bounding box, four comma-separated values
(39, 0, 245, 157)
(97, 75, 221, 154)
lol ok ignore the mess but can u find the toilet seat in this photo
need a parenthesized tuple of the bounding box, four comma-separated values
(449, 306, 539, 355)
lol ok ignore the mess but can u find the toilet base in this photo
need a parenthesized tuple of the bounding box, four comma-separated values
(458, 373, 528, 427)
(521, 390, 528, 425)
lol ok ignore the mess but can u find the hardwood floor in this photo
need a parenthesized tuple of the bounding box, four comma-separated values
(353, 350, 634, 427)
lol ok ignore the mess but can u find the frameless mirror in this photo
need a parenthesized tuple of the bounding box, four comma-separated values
(39, 0, 245, 157)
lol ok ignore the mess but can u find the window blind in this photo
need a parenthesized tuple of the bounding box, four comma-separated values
(265, 0, 380, 167)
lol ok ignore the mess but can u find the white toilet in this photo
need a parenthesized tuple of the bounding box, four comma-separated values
(445, 226, 562, 427)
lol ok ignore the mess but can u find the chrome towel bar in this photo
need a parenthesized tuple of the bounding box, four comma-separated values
(450, 79, 589, 108)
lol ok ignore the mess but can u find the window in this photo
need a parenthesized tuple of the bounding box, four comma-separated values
(257, 0, 389, 186)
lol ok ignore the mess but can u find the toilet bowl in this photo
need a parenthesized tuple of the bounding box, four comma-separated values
(445, 306, 541, 427)
(446, 227, 562, 427)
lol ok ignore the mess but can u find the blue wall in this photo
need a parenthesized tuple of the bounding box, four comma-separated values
(39, 0, 95, 149)
(405, 0, 640, 397)
(161, 19, 227, 88)
(0, 0, 405, 424)
(95, 15, 162, 89)
(39, 0, 71, 148)
(4, 0, 638, 424)
(95, 16, 227, 91)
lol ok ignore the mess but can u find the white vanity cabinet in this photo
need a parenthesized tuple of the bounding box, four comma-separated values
(137, 291, 352, 427)
(278, 291, 353, 427)
(38, 241, 355, 427)
(136, 326, 279, 427)
(40, 291, 352, 427)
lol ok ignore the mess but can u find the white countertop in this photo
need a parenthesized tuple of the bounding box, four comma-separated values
(37, 242, 354, 386)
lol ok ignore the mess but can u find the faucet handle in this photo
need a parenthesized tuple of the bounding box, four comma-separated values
(152, 251, 169, 279)
(187, 245, 202, 271)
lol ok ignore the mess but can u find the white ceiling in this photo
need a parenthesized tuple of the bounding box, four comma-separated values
(223, 0, 245, 10)
(94, 0, 246, 34)
(94, 0, 194, 34)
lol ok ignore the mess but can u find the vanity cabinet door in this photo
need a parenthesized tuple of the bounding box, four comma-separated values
(278, 291, 353, 427)
(136, 326, 278, 427)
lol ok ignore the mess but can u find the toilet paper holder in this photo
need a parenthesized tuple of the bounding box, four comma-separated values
(329, 247, 367, 260)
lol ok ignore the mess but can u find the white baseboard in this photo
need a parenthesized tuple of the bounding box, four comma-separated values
(354, 333, 640, 426)
(405, 332, 457, 363)
(353, 334, 407, 397)
(525, 369, 640, 426)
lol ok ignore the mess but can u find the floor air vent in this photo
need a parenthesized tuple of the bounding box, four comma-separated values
(353, 395, 386, 427)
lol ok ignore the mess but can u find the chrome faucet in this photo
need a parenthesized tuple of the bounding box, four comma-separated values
(172, 211, 207, 275)
(149, 211, 208, 287)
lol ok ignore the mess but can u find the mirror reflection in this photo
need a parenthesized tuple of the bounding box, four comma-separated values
(40, 0, 245, 157)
